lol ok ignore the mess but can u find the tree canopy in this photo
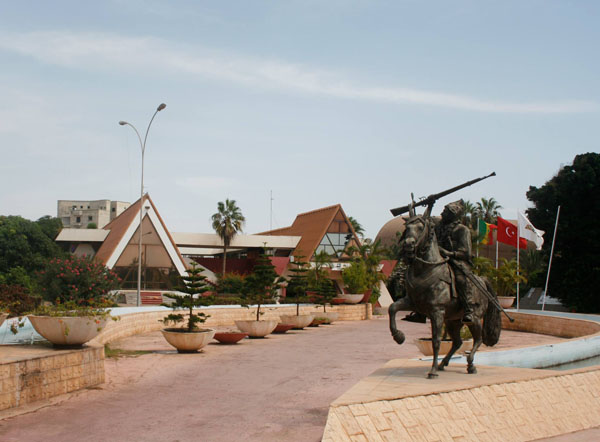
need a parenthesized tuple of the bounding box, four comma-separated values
(0, 216, 65, 286)
(526, 152, 600, 312)
(211, 199, 245, 276)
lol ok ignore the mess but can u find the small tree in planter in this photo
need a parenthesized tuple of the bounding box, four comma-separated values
(161, 262, 216, 352)
(236, 252, 284, 337)
(285, 255, 310, 316)
(279, 254, 315, 329)
(315, 277, 337, 314)
(241, 253, 284, 321)
(162, 262, 215, 332)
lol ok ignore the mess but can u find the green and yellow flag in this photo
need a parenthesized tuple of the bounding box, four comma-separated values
(478, 219, 496, 245)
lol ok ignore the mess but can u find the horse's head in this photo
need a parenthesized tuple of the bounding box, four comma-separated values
(400, 216, 428, 261)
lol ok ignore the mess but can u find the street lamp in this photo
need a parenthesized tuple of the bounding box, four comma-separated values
(119, 103, 167, 306)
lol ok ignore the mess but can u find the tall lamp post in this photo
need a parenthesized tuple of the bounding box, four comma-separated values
(119, 103, 167, 306)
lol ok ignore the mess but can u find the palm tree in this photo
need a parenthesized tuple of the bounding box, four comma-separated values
(348, 216, 365, 238)
(211, 199, 246, 276)
(461, 200, 477, 228)
(476, 197, 503, 224)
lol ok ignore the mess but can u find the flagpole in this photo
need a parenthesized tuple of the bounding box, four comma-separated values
(516, 210, 520, 311)
(495, 232, 498, 269)
(542, 206, 561, 311)
(476, 217, 479, 258)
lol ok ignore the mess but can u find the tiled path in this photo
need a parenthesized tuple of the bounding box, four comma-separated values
(0, 314, 592, 442)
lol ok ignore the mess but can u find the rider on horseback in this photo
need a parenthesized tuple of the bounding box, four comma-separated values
(435, 200, 476, 324)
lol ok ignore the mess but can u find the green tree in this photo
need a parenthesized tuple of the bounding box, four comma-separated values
(162, 262, 214, 332)
(0, 216, 65, 279)
(526, 153, 600, 312)
(285, 254, 310, 316)
(461, 200, 477, 229)
(475, 197, 503, 224)
(242, 253, 284, 321)
(348, 216, 364, 238)
(345, 239, 387, 303)
(211, 199, 246, 277)
(36, 216, 63, 240)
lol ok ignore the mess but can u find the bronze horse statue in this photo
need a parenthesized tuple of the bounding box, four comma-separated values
(388, 214, 501, 378)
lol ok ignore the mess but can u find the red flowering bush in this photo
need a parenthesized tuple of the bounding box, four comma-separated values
(37, 255, 120, 306)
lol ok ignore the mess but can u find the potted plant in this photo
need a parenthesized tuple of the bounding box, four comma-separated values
(307, 251, 338, 323)
(235, 252, 284, 338)
(341, 260, 369, 303)
(279, 254, 314, 329)
(161, 262, 216, 353)
(474, 257, 526, 308)
(27, 256, 120, 348)
(344, 240, 386, 304)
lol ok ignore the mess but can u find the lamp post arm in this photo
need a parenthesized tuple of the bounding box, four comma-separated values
(142, 108, 161, 154)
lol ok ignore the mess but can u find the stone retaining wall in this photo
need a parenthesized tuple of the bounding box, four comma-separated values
(501, 311, 600, 338)
(91, 303, 372, 346)
(323, 366, 600, 442)
(0, 346, 104, 412)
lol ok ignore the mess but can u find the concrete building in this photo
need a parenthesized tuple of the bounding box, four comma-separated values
(57, 199, 130, 229)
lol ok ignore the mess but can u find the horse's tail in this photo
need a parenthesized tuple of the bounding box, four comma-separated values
(482, 277, 501, 347)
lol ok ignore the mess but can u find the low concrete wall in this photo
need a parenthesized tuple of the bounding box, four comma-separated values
(501, 311, 600, 338)
(0, 346, 104, 412)
(91, 303, 372, 346)
(323, 361, 600, 442)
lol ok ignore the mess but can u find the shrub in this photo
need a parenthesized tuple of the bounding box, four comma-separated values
(216, 272, 245, 295)
(37, 255, 120, 306)
(0, 283, 41, 317)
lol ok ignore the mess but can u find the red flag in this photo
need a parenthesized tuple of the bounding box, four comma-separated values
(497, 217, 527, 249)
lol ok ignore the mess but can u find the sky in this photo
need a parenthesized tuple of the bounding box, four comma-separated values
(1, 1, 598, 239)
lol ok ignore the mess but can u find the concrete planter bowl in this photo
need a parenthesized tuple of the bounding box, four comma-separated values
(414, 338, 454, 356)
(279, 314, 314, 330)
(414, 338, 474, 356)
(0, 313, 7, 328)
(498, 296, 516, 308)
(340, 293, 364, 304)
(162, 328, 215, 353)
(213, 331, 248, 344)
(28, 315, 108, 348)
(234, 319, 278, 338)
(321, 312, 339, 323)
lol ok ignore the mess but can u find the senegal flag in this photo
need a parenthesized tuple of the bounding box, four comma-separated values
(478, 219, 496, 245)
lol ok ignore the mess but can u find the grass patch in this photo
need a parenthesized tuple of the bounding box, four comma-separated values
(104, 344, 151, 359)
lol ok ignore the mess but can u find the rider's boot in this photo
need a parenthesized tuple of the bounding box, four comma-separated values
(461, 283, 475, 324)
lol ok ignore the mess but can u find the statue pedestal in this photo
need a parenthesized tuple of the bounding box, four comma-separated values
(322, 358, 600, 441)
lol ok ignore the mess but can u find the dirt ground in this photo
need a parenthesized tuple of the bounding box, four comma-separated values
(1, 314, 593, 442)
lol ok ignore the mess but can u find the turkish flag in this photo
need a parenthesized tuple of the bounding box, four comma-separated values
(497, 217, 527, 249)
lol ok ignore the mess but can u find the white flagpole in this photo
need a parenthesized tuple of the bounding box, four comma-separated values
(495, 231, 498, 269)
(476, 217, 479, 258)
(542, 206, 561, 311)
(517, 211, 520, 311)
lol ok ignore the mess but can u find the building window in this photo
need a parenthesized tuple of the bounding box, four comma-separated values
(76, 216, 81, 223)
(112, 208, 116, 212)
(87, 206, 90, 209)
(88, 216, 93, 221)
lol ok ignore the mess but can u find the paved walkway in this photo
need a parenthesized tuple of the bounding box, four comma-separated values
(0, 314, 590, 442)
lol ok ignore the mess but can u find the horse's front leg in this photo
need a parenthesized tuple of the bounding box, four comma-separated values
(428, 310, 444, 379)
(388, 296, 413, 345)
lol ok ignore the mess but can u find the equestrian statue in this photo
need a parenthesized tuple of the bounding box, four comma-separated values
(388, 173, 514, 379)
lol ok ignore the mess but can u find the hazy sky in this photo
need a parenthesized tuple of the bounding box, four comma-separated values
(1, 1, 598, 238)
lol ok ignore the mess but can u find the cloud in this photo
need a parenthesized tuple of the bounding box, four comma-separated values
(0, 30, 596, 114)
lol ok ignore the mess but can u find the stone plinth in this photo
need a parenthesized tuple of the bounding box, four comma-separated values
(322, 359, 600, 441)
(0, 344, 104, 413)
